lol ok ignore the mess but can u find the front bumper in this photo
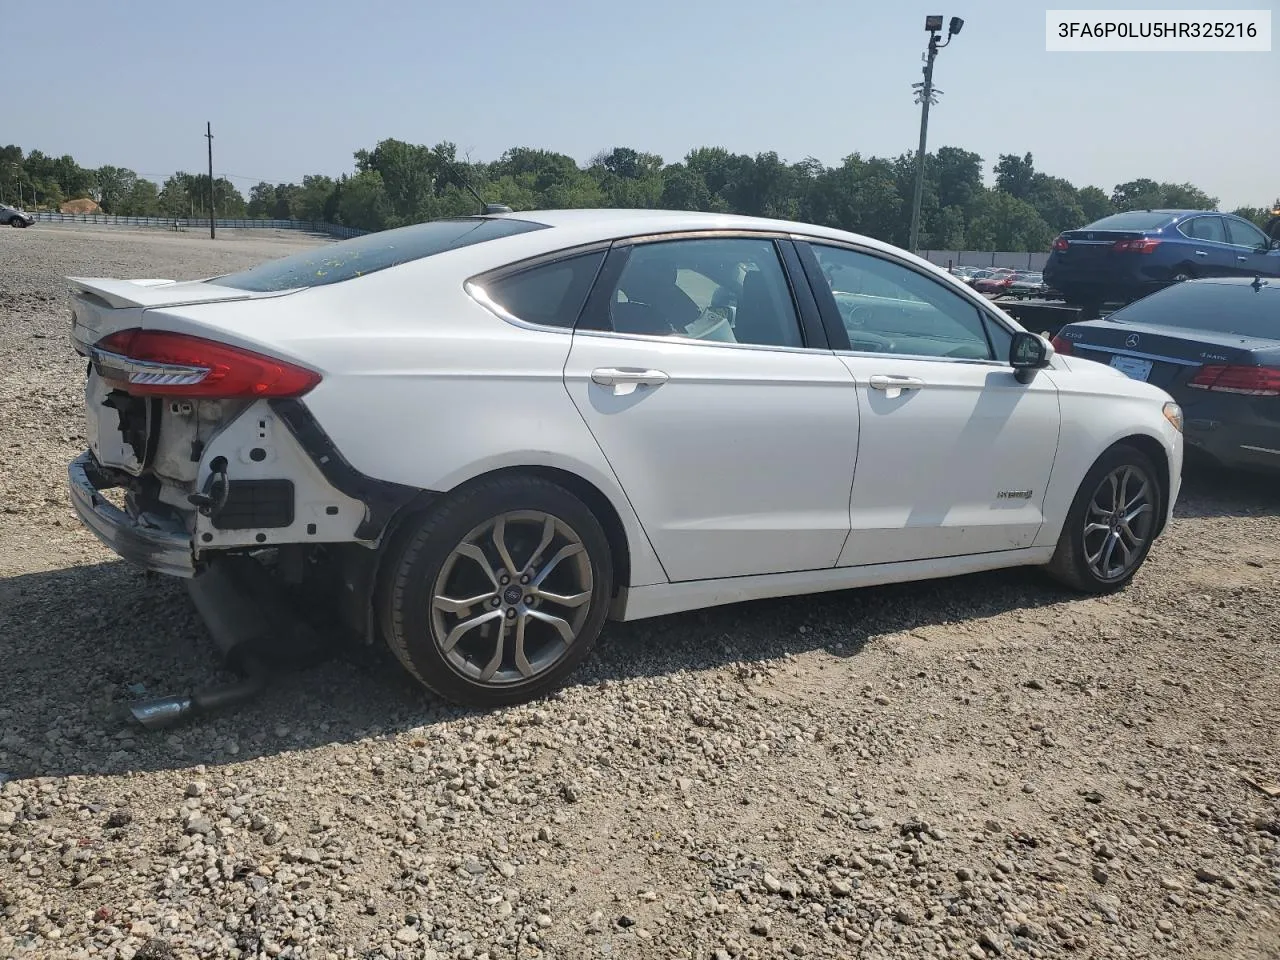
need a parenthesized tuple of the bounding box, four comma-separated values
(68, 452, 198, 577)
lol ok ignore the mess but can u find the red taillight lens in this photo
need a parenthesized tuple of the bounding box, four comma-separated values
(1052, 236, 1069, 252)
(1188, 364, 1280, 396)
(1049, 334, 1073, 355)
(94, 329, 321, 398)
(1112, 238, 1162, 254)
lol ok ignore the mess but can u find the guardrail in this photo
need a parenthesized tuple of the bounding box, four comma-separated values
(29, 212, 370, 240)
(921, 249, 1049, 270)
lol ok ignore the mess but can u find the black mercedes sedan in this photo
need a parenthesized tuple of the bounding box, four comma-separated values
(1052, 276, 1280, 473)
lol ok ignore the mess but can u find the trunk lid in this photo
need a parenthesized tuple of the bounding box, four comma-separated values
(1059, 318, 1267, 393)
(67, 277, 284, 353)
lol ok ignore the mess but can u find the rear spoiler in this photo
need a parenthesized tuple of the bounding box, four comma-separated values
(66, 277, 253, 310)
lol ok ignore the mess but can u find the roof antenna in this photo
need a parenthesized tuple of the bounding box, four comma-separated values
(438, 155, 511, 215)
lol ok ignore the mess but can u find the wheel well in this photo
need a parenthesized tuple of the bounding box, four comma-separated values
(1113, 434, 1171, 536)
(376, 466, 632, 599)
(515, 466, 632, 596)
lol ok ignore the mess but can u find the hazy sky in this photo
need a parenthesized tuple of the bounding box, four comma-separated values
(9, 0, 1278, 209)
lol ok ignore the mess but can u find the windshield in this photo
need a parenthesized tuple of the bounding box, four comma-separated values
(1109, 281, 1278, 339)
(207, 216, 548, 292)
(1082, 212, 1176, 231)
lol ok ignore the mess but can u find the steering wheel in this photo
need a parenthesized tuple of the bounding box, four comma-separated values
(841, 303, 872, 328)
(847, 331, 895, 353)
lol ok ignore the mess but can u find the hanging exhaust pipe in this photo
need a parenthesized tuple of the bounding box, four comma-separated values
(128, 655, 270, 729)
(127, 554, 320, 729)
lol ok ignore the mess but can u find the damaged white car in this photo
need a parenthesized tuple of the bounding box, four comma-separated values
(68, 209, 1184, 708)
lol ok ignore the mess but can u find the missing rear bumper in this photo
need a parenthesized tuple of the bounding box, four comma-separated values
(68, 452, 198, 577)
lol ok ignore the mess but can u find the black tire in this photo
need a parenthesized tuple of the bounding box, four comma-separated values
(9, 216, 24, 228)
(1044, 443, 1163, 594)
(378, 474, 613, 707)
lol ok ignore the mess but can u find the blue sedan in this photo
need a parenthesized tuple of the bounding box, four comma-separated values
(1044, 209, 1280, 307)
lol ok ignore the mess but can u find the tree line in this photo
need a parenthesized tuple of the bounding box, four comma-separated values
(2, 140, 1273, 253)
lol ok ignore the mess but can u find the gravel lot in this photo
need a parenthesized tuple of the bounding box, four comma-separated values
(1, 224, 1278, 960)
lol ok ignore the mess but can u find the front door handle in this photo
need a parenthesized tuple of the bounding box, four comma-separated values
(1195, 250, 1209, 257)
(1237, 256, 1249, 262)
(868, 374, 925, 399)
(591, 367, 669, 395)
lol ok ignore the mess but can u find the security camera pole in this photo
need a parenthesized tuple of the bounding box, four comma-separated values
(908, 15, 963, 253)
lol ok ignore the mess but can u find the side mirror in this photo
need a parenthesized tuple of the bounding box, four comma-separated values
(1010, 331, 1053, 384)
(1269, 239, 1280, 251)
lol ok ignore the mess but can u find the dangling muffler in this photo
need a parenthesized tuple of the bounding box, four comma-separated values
(128, 555, 321, 729)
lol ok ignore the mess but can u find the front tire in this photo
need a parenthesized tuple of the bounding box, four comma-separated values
(9, 216, 24, 228)
(379, 475, 614, 707)
(1045, 444, 1163, 594)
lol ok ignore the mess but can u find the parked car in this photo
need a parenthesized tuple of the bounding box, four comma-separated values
(974, 269, 1017, 294)
(1, 203, 34, 227)
(1044, 209, 1280, 307)
(67, 209, 1183, 706)
(1008, 271, 1047, 297)
(1053, 276, 1279, 474)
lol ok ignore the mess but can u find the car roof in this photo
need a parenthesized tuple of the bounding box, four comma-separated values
(414, 207, 961, 283)
(490, 207, 879, 243)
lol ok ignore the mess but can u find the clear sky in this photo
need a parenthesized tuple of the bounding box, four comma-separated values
(9, 0, 1278, 209)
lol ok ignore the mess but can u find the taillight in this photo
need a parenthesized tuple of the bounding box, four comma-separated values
(1112, 238, 1162, 254)
(1050, 334, 1073, 355)
(1052, 236, 1069, 252)
(1187, 364, 1280, 397)
(93, 329, 321, 398)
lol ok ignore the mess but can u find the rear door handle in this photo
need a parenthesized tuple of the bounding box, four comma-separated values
(868, 374, 924, 399)
(1195, 250, 1209, 257)
(591, 367, 669, 395)
(1237, 256, 1249, 262)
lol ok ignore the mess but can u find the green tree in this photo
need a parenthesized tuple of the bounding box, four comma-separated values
(335, 170, 392, 230)
(93, 166, 138, 213)
(966, 190, 1053, 251)
(994, 153, 1036, 200)
(1077, 185, 1114, 223)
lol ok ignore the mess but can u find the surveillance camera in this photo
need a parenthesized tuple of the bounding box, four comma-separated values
(949, 16, 964, 34)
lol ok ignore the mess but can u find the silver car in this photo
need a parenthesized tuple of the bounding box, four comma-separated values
(1, 203, 34, 227)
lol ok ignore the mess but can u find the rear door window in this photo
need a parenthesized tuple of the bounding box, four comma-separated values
(1179, 216, 1227, 243)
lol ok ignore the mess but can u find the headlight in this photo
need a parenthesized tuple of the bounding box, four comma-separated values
(1162, 401, 1183, 433)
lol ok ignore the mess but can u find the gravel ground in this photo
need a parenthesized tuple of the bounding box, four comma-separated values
(1, 224, 1278, 960)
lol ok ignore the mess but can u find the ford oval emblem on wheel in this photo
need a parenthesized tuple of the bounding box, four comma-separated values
(1125, 334, 1140, 348)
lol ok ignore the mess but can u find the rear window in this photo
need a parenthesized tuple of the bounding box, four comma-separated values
(1083, 212, 1176, 231)
(1109, 281, 1278, 339)
(207, 216, 548, 292)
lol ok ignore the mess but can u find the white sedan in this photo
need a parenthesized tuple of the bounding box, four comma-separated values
(67, 209, 1184, 706)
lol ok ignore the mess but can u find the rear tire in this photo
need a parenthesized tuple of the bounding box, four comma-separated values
(1044, 444, 1163, 594)
(1170, 265, 1196, 283)
(378, 474, 614, 707)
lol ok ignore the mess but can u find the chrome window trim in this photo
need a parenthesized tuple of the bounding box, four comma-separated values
(569, 325, 829, 357)
(832, 349, 1008, 368)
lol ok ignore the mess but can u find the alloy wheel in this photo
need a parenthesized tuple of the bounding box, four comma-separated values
(429, 510, 594, 686)
(1082, 464, 1156, 581)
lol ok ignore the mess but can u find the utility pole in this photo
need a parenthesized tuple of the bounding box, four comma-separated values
(908, 15, 963, 254)
(205, 122, 216, 239)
